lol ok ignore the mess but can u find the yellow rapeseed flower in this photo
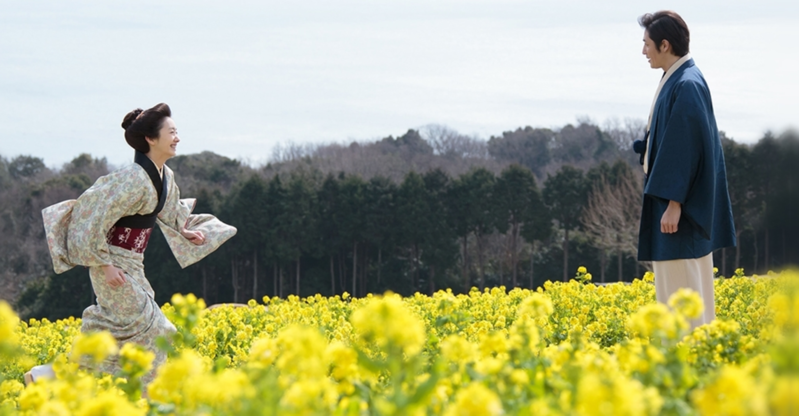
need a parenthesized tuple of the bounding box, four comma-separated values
(518, 293, 554, 319)
(326, 341, 359, 381)
(691, 365, 768, 415)
(628, 303, 685, 340)
(119, 343, 154, 378)
(248, 336, 279, 369)
(440, 335, 477, 364)
(444, 382, 503, 416)
(351, 293, 426, 357)
(575, 370, 662, 416)
(0, 379, 23, 408)
(0, 302, 19, 349)
(274, 325, 328, 380)
(147, 350, 208, 406)
(17, 381, 48, 412)
(768, 375, 799, 416)
(74, 390, 144, 416)
(668, 288, 704, 320)
(37, 400, 72, 416)
(70, 332, 118, 365)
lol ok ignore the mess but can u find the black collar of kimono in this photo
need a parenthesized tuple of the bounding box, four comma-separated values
(113, 151, 169, 229)
(134, 151, 164, 198)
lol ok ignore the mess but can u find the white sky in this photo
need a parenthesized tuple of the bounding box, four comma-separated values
(0, 0, 796, 167)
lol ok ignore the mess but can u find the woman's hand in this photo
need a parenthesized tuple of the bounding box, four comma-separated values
(102, 265, 126, 289)
(181, 228, 206, 245)
(661, 200, 682, 234)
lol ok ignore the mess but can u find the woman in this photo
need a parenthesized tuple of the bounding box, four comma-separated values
(42, 103, 236, 384)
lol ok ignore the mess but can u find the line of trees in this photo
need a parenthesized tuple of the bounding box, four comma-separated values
(3, 121, 796, 320)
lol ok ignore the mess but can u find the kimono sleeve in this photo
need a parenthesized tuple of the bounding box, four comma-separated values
(64, 167, 150, 269)
(644, 80, 707, 205)
(42, 200, 78, 273)
(156, 167, 237, 269)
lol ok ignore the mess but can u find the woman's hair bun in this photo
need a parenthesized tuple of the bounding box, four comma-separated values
(121, 108, 144, 130)
(122, 103, 172, 153)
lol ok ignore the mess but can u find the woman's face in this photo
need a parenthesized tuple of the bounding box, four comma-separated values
(146, 117, 179, 160)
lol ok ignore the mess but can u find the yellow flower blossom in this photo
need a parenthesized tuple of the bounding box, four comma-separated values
(0, 302, 20, 349)
(440, 335, 477, 364)
(351, 292, 425, 356)
(70, 332, 118, 365)
(0, 270, 792, 414)
(119, 343, 154, 378)
(74, 390, 144, 416)
(691, 365, 768, 415)
(628, 303, 686, 340)
(443, 382, 503, 416)
(668, 288, 704, 319)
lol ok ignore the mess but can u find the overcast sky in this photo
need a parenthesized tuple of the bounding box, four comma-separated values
(1, 0, 796, 168)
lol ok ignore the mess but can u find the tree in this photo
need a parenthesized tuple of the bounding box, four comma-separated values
(543, 165, 588, 281)
(487, 127, 552, 178)
(317, 174, 343, 295)
(9, 155, 47, 180)
(421, 169, 457, 294)
(0, 156, 11, 190)
(282, 174, 319, 296)
(363, 176, 398, 291)
(768, 132, 799, 268)
(450, 168, 496, 290)
(264, 175, 291, 297)
(722, 138, 757, 272)
(552, 121, 619, 165)
(230, 175, 268, 300)
(447, 174, 474, 290)
(421, 124, 489, 159)
(337, 175, 366, 296)
(493, 165, 546, 288)
(62, 153, 109, 180)
(750, 133, 780, 271)
(581, 161, 641, 282)
(379, 129, 434, 156)
(396, 171, 432, 292)
(192, 187, 224, 301)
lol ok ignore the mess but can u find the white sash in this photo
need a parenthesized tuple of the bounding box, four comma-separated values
(644, 53, 692, 174)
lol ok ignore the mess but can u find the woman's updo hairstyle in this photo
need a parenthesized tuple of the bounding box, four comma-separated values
(121, 103, 172, 153)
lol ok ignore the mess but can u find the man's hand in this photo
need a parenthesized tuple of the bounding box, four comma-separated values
(102, 265, 126, 289)
(661, 200, 682, 234)
(181, 228, 206, 245)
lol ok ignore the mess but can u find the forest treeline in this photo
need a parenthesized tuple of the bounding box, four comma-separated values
(1, 120, 796, 320)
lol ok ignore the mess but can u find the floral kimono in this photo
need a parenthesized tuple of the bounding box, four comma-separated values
(42, 152, 236, 383)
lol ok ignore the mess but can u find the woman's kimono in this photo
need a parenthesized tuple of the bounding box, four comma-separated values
(42, 152, 236, 383)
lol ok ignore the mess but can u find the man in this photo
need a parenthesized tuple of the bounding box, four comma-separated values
(633, 11, 736, 329)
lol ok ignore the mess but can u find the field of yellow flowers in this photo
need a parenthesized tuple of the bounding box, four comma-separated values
(1, 268, 797, 415)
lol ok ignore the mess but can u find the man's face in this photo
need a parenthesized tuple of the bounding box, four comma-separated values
(642, 31, 668, 70)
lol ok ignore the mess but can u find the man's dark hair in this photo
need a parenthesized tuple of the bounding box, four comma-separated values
(639, 11, 690, 57)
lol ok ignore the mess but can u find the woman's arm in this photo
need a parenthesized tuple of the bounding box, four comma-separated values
(156, 166, 237, 268)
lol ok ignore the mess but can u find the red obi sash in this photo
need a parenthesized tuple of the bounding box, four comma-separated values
(106, 226, 153, 254)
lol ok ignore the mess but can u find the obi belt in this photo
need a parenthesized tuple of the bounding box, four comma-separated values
(106, 151, 168, 253)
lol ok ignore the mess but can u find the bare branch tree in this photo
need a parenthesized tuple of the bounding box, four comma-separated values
(581, 172, 642, 281)
(603, 118, 646, 151)
(420, 124, 490, 160)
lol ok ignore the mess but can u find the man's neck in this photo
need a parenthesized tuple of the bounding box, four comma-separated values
(661, 54, 682, 72)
